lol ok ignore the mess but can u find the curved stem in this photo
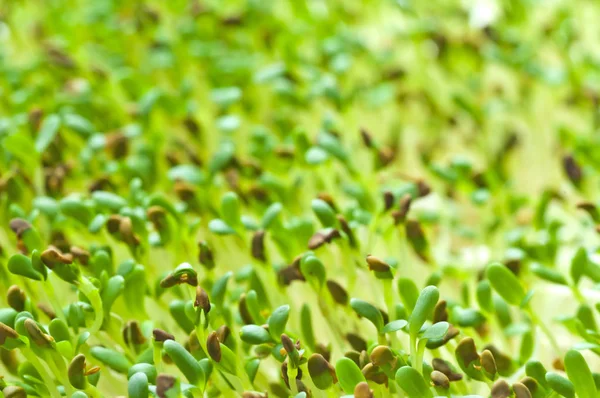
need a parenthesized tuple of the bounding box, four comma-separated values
(22, 347, 62, 398)
(287, 365, 298, 395)
(43, 279, 68, 325)
(410, 333, 418, 372)
(383, 279, 395, 319)
(414, 339, 427, 375)
(78, 276, 104, 335)
(527, 307, 560, 354)
(46, 351, 76, 397)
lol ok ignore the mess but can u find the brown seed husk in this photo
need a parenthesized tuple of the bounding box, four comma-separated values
(430, 370, 450, 389)
(9, 219, 31, 238)
(7, 285, 26, 312)
(0, 323, 19, 345)
(194, 286, 211, 314)
(326, 280, 349, 305)
(152, 328, 174, 342)
(481, 349, 497, 375)
(156, 374, 176, 398)
(366, 255, 390, 273)
(24, 318, 53, 347)
(456, 337, 480, 368)
(207, 331, 222, 362)
(354, 381, 373, 398)
(491, 380, 511, 398)
(251, 230, 266, 261)
(512, 382, 533, 398)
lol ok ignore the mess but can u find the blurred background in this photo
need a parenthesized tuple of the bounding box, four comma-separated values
(2, 0, 600, 394)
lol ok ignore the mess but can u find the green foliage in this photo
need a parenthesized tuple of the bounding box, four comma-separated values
(0, 0, 598, 396)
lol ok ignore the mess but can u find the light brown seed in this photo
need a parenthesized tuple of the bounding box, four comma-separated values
(354, 381, 373, 398)
(152, 328, 174, 342)
(207, 331, 221, 362)
(430, 370, 450, 389)
(491, 380, 511, 398)
(366, 255, 391, 273)
(512, 382, 532, 398)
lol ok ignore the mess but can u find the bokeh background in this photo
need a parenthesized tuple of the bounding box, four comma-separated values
(2, 0, 600, 395)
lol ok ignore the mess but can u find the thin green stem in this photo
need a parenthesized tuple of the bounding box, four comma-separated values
(410, 333, 418, 372)
(527, 307, 560, 354)
(414, 339, 426, 375)
(287, 365, 298, 395)
(22, 348, 61, 398)
(383, 279, 395, 319)
(46, 351, 76, 397)
(43, 279, 68, 325)
(78, 276, 104, 335)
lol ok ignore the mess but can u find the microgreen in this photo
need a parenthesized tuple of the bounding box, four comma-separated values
(0, 0, 599, 396)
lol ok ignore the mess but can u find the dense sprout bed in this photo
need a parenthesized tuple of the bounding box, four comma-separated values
(2, 0, 600, 397)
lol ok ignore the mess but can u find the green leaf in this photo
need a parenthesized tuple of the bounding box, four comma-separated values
(519, 330, 535, 364)
(350, 298, 384, 333)
(240, 325, 272, 345)
(63, 113, 95, 136)
(308, 354, 335, 390)
(452, 307, 486, 328)
(395, 366, 433, 398)
(209, 142, 235, 174)
(31, 249, 47, 280)
(208, 219, 236, 235)
(546, 372, 575, 398)
(210, 86, 242, 106)
(570, 248, 587, 285)
(318, 132, 348, 162)
(300, 304, 316, 351)
(3, 132, 38, 168)
(218, 343, 238, 375)
(21, 228, 43, 253)
(576, 305, 597, 331)
(530, 263, 568, 285)
(476, 280, 494, 313)
(409, 286, 439, 337)
(300, 255, 326, 288)
(169, 300, 195, 334)
(245, 290, 265, 325)
(245, 358, 260, 383)
(311, 199, 336, 227)
(48, 319, 70, 342)
(398, 278, 420, 313)
(268, 305, 290, 340)
(59, 197, 93, 225)
(305, 147, 329, 165)
(8, 254, 42, 281)
(128, 372, 149, 398)
(335, 357, 365, 394)
(221, 192, 241, 227)
(261, 202, 283, 229)
(163, 340, 205, 385)
(91, 191, 128, 211)
(382, 319, 408, 334)
(128, 363, 157, 384)
(101, 275, 125, 315)
(35, 114, 61, 153)
(167, 165, 206, 185)
(525, 361, 548, 389)
(421, 321, 449, 341)
(0, 308, 18, 328)
(90, 346, 132, 373)
(211, 272, 232, 307)
(564, 349, 597, 398)
(486, 263, 525, 306)
(32, 196, 60, 219)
